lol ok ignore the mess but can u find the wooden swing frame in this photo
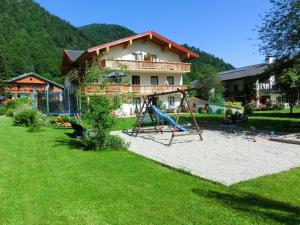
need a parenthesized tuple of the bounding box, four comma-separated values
(131, 88, 203, 146)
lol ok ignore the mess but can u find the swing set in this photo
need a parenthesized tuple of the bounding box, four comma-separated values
(131, 88, 203, 146)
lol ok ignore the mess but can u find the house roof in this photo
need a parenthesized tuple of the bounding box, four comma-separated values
(61, 31, 199, 75)
(87, 31, 199, 58)
(218, 63, 269, 81)
(7, 72, 64, 88)
(64, 50, 85, 62)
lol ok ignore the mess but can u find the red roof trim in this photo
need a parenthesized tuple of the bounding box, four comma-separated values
(87, 31, 199, 58)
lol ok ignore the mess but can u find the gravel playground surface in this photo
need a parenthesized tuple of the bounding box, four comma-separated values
(114, 127, 300, 186)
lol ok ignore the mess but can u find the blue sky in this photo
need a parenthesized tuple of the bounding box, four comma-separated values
(35, 0, 271, 68)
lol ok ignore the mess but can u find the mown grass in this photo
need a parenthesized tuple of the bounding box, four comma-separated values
(113, 108, 300, 133)
(0, 116, 300, 224)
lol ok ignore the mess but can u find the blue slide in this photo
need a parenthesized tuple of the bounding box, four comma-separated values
(150, 105, 188, 132)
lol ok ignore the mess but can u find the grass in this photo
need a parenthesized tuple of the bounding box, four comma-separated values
(0, 116, 300, 224)
(112, 108, 300, 133)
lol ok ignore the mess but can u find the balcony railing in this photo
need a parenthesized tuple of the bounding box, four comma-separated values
(84, 84, 188, 95)
(5, 87, 46, 93)
(100, 59, 191, 73)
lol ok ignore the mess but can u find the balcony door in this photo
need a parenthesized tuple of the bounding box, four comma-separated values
(132, 76, 140, 92)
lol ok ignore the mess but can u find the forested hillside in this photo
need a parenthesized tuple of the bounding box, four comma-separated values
(79, 24, 136, 46)
(0, 0, 234, 84)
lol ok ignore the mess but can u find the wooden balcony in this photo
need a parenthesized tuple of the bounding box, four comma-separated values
(100, 59, 191, 73)
(84, 84, 188, 95)
(5, 87, 45, 93)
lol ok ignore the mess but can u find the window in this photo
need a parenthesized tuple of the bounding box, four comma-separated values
(132, 76, 140, 85)
(151, 76, 158, 85)
(168, 97, 175, 106)
(166, 76, 174, 85)
(151, 55, 157, 61)
(132, 52, 143, 61)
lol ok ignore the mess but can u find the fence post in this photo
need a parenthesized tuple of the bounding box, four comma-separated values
(46, 85, 49, 114)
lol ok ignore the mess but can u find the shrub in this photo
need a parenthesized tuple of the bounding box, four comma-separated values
(244, 104, 253, 115)
(13, 109, 44, 132)
(225, 108, 233, 116)
(80, 95, 127, 151)
(6, 97, 31, 110)
(216, 108, 224, 114)
(0, 106, 6, 115)
(274, 102, 285, 110)
(102, 134, 129, 150)
(5, 109, 14, 117)
(257, 104, 267, 111)
(225, 101, 243, 109)
(197, 107, 204, 113)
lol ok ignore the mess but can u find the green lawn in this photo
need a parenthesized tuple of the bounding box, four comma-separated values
(113, 107, 300, 133)
(0, 116, 300, 224)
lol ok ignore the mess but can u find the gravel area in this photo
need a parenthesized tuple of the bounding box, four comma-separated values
(113, 128, 300, 186)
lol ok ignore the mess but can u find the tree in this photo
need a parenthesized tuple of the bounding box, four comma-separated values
(258, 0, 300, 58)
(263, 56, 300, 113)
(188, 64, 224, 101)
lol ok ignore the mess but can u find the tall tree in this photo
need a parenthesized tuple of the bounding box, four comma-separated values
(259, 0, 300, 58)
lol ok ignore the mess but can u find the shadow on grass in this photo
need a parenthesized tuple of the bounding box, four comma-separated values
(253, 112, 300, 118)
(53, 132, 87, 151)
(192, 188, 300, 225)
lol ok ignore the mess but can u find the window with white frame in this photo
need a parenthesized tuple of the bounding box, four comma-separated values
(132, 52, 143, 61)
(166, 76, 174, 85)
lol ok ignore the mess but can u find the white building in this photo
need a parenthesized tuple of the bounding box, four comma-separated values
(61, 31, 199, 116)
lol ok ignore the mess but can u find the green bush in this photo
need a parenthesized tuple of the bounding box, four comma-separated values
(5, 109, 14, 117)
(102, 134, 129, 150)
(244, 104, 253, 115)
(13, 109, 44, 132)
(225, 101, 243, 109)
(6, 97, 31, 110)
(197, 107, 204, 113)
(274, 102, 285, 110)
(216, 108, 224, 114)
(0, 106, 6, 115)
(80, 95, 127, 151)
(225, 108, 233, 116)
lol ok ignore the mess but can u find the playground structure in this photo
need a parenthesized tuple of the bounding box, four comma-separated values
(131, 88, 203, 146)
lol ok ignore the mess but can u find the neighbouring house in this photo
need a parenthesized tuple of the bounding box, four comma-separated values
(188, 97, 208, 113)
(4, 72, 64, 101)
(218, 58, 288, 107)
(61, 31, 199, 116)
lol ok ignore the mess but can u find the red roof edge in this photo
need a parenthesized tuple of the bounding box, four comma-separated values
(87, 31, 199, 58)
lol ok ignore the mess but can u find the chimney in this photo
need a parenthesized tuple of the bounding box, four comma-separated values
(265, 56, 276, 64)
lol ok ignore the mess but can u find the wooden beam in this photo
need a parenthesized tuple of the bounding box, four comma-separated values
(105, 46, 110, 52)
(149, 33, 153, 39)
(129, 39, 133, 45)
(168, 43, 172, 49)
(96, 49, 100, 56)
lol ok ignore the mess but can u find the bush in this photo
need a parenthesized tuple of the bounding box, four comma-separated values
(0, 106, 6, 115)
(13, 109, 44, 132)
(197, 107, 204, 113)
(80, 95, 127, 151)
(274, 102, 285, 110)
(5, 109, 14, 117)
(225, 108, 233, 116)
(6, 97, 31, 110)
(257, 104, 267, 111)
(244, 104, 253, 115)
(102, 134, 129, 150)
(225, 101, 243, 109)
(216, 108, 224, 114)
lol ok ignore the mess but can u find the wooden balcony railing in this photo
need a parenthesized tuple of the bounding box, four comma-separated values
(5, 87, 46, 93)
(100, 59, 191, 73)
(84, 84, 188, 95)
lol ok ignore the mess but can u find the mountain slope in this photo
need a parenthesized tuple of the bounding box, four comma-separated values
(79, 24, 136, 46)
(0, 0, 234, 84)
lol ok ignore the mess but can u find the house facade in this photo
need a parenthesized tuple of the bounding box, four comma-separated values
(218, 58, 287, 107)
(61, 31, 199, 116)
(4, 72, 63, 101)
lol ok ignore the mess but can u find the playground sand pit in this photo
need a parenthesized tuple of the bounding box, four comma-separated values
(114, 128, 300, 186)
